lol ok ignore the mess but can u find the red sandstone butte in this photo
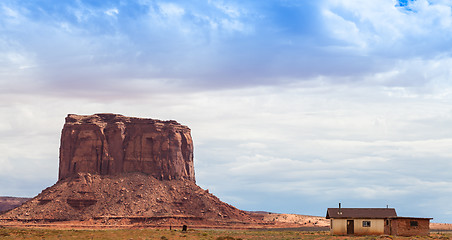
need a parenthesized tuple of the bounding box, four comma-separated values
(58, 113, 195, 182)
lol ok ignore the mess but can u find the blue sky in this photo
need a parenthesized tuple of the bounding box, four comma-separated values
(1, 0, 452, 222)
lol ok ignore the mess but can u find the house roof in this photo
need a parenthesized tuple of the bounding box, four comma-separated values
(391, 217, 433, 220)
(326, 208, 397, 219)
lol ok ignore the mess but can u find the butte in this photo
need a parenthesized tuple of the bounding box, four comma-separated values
(0, 113, 262, 227)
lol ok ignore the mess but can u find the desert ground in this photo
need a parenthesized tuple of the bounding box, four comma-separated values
(2, 197, 451, 238)
(431, 223, 452, 231)
(2, 203, 451, 239)
(0, 226, 451, 240)
(1, 213, 451, 239)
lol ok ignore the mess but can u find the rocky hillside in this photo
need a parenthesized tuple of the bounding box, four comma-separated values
(0, 173, 257, 226)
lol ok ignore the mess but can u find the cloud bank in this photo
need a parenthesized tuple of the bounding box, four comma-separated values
(1, 0, 452, 222)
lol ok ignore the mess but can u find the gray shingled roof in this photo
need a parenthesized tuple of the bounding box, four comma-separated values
(326, 208, 397, 219)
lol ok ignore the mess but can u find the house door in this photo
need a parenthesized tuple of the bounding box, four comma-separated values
(384, 219, 391, 235)
(347, 220, 354, 234)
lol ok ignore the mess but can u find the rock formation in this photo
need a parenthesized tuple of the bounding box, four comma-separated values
(59, 114, 195, 182)
(0, 114, 263, 227)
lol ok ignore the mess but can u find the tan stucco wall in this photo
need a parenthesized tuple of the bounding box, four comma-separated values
(354, 219, 385, 235)
(331, 219, 348, 235)
(331, 219, 385, 235)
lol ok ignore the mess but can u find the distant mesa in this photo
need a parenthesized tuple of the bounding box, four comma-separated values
(0, 197, 30, 213)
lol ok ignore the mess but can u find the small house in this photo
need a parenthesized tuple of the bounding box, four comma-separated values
(326, 206, 432, 236)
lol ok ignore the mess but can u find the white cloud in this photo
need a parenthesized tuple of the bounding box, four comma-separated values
(0, 155, 13, 175)
(322, 0, 452, 57)
(105, 8, 119, 16)
(322, 9, 367, 50)
(323, 0, 403, 46)
(220, 18, 247, 32)
(157, 2, 185, 18)
(208, 0, 242, 18)
(238, 142, 267, 149)
(2, 5, 19, 18)
(70, 5, 95, 23)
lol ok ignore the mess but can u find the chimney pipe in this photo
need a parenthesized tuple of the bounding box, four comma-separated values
(338, 202, 342, 215)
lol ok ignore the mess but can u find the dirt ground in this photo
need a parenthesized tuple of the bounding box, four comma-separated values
(1, 213, 450, 240)
(2, 214, 450, 232)
(261, 213, 329, 227)
(431, 223, 452, 231)
(0, 227, 450, 240)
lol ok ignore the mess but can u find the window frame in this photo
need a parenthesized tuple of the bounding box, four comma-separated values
(362, 220, 371, 227)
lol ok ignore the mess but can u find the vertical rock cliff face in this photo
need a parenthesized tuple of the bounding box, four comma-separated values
(58, 113, 195, 182)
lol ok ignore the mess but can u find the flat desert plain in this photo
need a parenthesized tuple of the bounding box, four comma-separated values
(0, 227, 451, 240)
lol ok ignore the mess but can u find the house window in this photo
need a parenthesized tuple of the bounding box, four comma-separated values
(363, 221, 371, 227)
(410, 221, 418, 227)
(386, 220, 389, 225)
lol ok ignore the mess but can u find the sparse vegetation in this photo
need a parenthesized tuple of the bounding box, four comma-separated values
(216, 236, 242, 240)
(0, 228, 449, 240)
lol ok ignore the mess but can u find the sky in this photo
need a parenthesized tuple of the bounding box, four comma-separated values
(1, 0, 452, 223)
